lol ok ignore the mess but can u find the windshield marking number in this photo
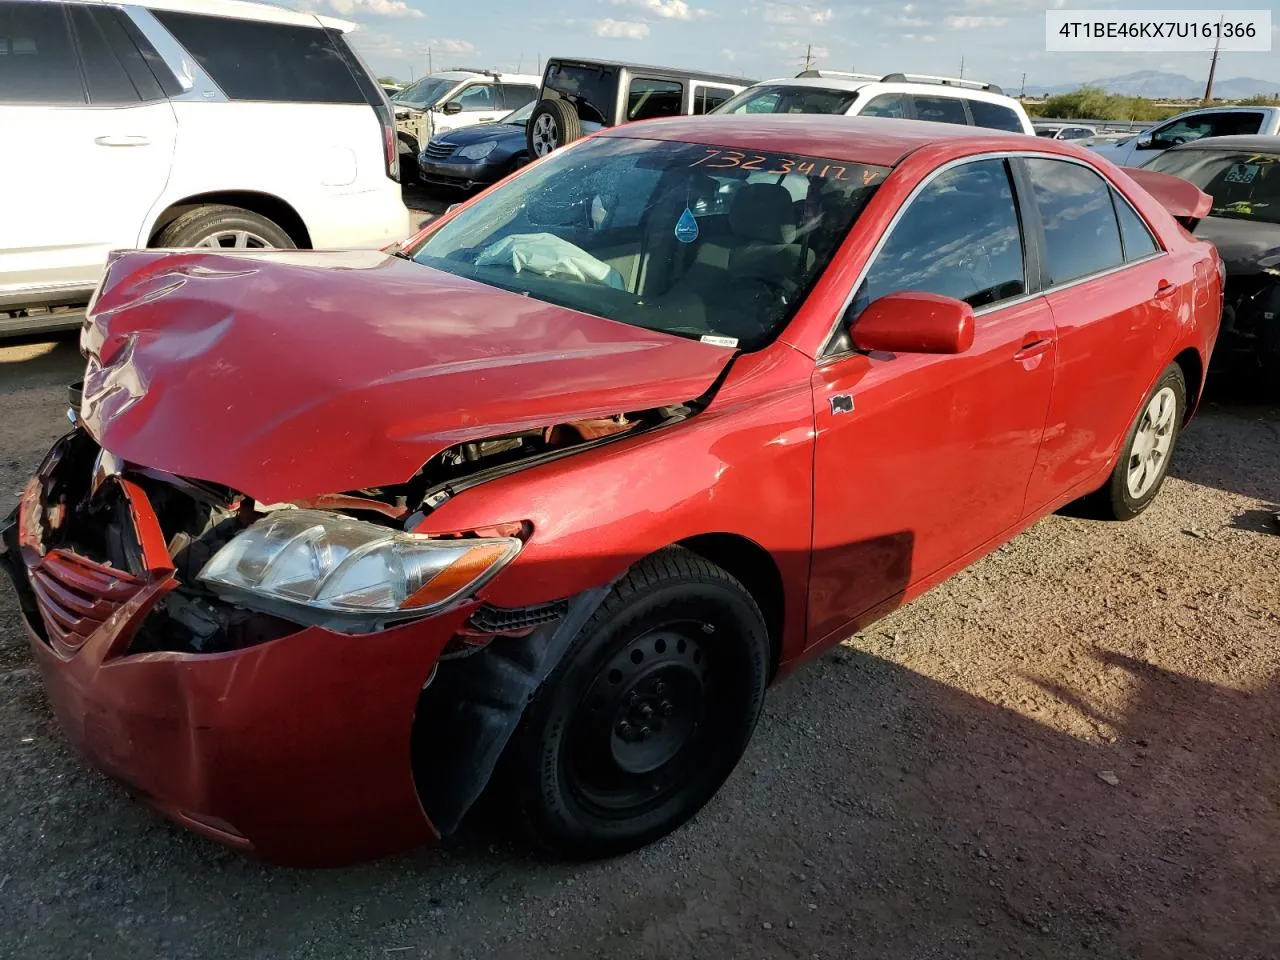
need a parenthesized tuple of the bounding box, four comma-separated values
(688, 148, 860, 180)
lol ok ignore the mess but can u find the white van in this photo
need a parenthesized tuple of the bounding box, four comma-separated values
(0, 0, 411, 336)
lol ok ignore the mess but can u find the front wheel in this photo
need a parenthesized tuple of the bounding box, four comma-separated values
(154, 205, 294, 250)
(504, 548, 769, 859)
(1093, 364, 1187, 520)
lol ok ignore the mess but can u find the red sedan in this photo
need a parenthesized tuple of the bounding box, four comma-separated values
(2, 116, 1221, 866)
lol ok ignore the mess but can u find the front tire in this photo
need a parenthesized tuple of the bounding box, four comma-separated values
(505, 548, 769, 859)
(1094, 364, 1186, 520)
(154, 205, 295, 250)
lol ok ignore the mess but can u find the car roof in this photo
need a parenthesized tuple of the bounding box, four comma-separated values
(1166, 135, 1280, 154)
(596, 114, 1048, 166)
(103, 0, 356, 31)
(545, 57, 754, 87)
(427, 71, 542, 84)
(747, 76, 1021, 108)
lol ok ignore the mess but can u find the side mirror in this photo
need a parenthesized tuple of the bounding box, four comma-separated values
(441, 101, 464, 116)
(1135, 135, 1155, 150)
(850, 291, 975, 355)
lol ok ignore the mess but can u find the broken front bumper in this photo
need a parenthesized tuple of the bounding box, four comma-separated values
(1, 435, 460, 866)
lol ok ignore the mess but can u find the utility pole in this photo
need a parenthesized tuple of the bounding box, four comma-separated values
(1203, 28, 1221, 101)
(427, 47, 433, 77)
(1019, 72, 1026, 99)
(801, 43, 814, 72)
(959, 56, 965, 79)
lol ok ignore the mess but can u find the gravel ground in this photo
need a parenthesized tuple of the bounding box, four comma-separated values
(0, 333, 1277, 960)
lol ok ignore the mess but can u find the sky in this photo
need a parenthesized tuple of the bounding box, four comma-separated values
(291, 0, 1280, 91)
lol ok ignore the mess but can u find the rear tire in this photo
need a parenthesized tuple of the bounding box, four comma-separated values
(504, 547, 769, 859)
(526, 99, 582, 159)
(1091, 364, 1186, 520)
(154, 205, 294, 250)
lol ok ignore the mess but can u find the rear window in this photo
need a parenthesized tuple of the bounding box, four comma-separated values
(153, 11, 364, 104)
(542, 62, 619, 125)
(714, 84, 860, 116)
(969, 99, 1024, 133)
(912, 95, 967, 125)
(1144, 148, 1280, 225)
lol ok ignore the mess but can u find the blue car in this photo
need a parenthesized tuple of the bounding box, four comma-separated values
(418, 102, 532, 191)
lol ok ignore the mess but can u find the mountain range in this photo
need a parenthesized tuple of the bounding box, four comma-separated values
(1020, 70, 1280, 100)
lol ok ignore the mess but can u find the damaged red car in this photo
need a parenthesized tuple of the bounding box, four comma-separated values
(2, 116, 1221, 866)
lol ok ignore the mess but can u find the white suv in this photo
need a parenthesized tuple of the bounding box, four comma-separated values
(714, 71, 1035, 136)
(0, 0, 411, 336)
(391, 70, 541, 178)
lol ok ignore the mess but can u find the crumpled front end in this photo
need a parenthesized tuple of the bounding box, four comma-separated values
(0, 430, 458, 866)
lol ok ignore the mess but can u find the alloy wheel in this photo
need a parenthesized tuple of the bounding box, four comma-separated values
(1126, 385, 1177, 499)
(194, 230, 274, 250)
(531, 114, 560, 157)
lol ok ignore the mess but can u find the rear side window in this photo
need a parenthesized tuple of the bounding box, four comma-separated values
(70, 5, 166, 103)
(0, 0, 84, 103)
(969, 99, 1024, 133)
(912, 95, 967, 125)
(500, 83, 537, 110)
(1025, 158, 1124, 285)
(855, 158, 1026, 311)
(542, 62, 619, 125)
(859, 93, 908, 119)
(153, 11, 364, 103)
(628, 77, 683, 121)
(694, 85, 735, 114)
(1113, 190, 1159, 260)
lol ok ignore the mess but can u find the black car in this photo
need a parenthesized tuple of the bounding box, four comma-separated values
(1143, 136, 1280, 385)
(418, 102, 533, 191)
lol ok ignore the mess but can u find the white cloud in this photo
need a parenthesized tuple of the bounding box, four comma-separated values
(720, 48, 738, 61)
(610, 0, 699, 20)
(945, 15, 1008, 29)
(764, 39, 830, 59)
(593, 18, 650, 38)
(882, 14, 928, 27)
(323, 0, 423, 18)
(433, 38, 475, 54)
(763, 3, 833, 26)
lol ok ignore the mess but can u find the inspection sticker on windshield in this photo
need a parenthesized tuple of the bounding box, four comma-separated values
(1225, 164, 1260, 184)
(700, 335, 738, 348)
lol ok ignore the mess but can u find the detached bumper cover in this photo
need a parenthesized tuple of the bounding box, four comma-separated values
(1, 439, 452, 866)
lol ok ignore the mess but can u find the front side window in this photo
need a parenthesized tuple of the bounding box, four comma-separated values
(714, 84, 860, 116)
(1144, 148, 1280, 224)
(0, 0, 84, 104)
(912, 95, 967, 125)
(450, 82, 494, 110)
(969, 99, 1023, 133)
(153, 11, 364, 104)
(694, 85, 735, 115)
(853, 159, 1025, 314)
(410, 137, 889, 350)
(628, 78, 684, 121)
(860, 93, 908, 119)
(1025, 158, 1124, 285)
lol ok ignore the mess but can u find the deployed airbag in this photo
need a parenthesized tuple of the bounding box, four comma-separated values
(476, 233, 625, 289)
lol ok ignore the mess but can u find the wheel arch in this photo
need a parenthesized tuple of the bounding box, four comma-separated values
(676, 532, 785, 677)
(146, 191, 312, 248)
(1172, 346, 1204, 423)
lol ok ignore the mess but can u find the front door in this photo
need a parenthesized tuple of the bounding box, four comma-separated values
(808, 158, 1056, 646)
(436, 80, 501, 135)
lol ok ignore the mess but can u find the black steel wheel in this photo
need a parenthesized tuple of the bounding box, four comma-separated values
(504, 547, 769, 858)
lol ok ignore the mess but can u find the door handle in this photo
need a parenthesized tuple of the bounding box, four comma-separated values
(94, 135, 150, 147)
(1154, 280, 1178, 299)
(1014, 337, 1053, 360)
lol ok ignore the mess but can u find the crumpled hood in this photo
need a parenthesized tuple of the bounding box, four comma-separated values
(81, 249, 733, 502)
(1192, 216, 1280, 276)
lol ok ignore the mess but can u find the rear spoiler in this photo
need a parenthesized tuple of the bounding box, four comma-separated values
(1124, 168, 1213, 231)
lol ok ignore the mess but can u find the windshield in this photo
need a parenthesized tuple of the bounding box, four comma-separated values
(503, 101, 535, 126)
(410, 136, 889, 350)
(393, 77, 455, 109)
(713, 85, 860, 116)
(1144, 149, 1280, 224)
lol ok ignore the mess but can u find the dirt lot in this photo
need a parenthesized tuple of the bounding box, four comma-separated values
(0, 334, 1277, 960)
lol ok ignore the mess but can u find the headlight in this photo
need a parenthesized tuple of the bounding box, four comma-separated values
(456, 141, 497, 161)
(197, 509, 520, 621)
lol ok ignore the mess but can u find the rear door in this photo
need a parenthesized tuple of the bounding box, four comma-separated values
(0, 0, 175, 299)
(1018, 157, 1177, 511)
